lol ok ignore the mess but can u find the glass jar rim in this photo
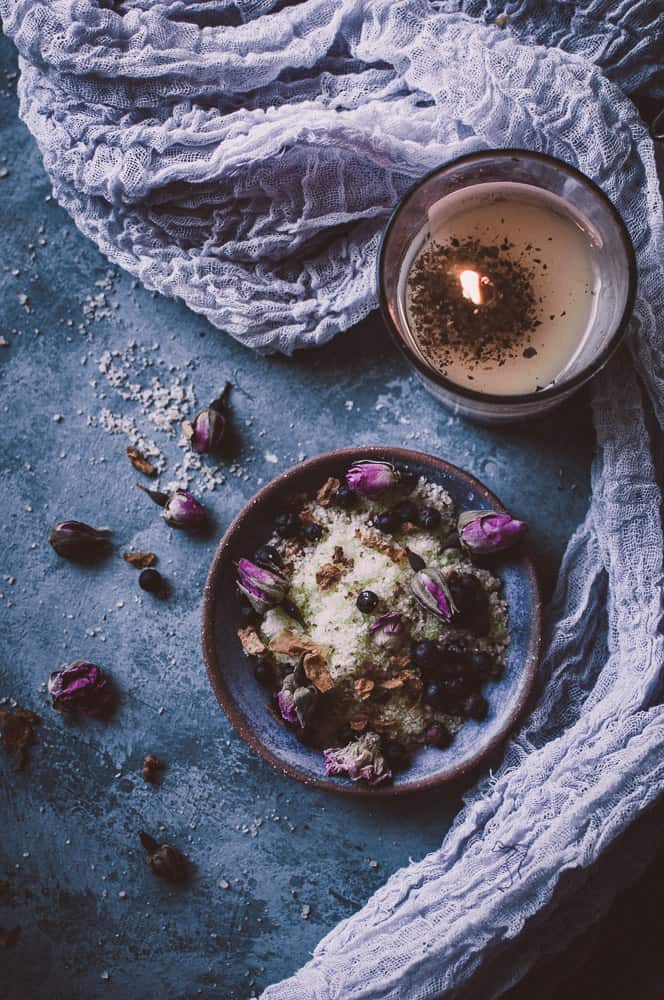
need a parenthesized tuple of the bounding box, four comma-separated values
(377, 148, 638, 407)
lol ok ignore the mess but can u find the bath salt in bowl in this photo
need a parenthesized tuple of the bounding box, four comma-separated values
(202, 447, 541, 795)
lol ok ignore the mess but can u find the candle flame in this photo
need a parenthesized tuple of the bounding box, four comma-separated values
(459, 268, 482, 305)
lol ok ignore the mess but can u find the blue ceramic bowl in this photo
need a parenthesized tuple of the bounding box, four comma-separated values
(201, 447, 541, 796)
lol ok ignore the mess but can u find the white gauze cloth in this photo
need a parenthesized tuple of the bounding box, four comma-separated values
(2, 2, 663, 997)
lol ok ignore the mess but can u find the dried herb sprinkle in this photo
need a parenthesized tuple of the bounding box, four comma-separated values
(407, 235, 547, 375)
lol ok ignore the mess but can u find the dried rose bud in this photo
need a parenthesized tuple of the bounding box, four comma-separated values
(411, 567, 457, 622)
(237, 558, 289, 615)
(139, 832, 188, 883)
(48, 521, 112, 560)
(458, 510, 527, 555)
(369, 611, 409, 652)
(345, 461, 397, 499)
(183, 382, 232, 456)
(48, 661, 112, 717)
(138, 485, 208, 531)
(324, 732, 392, 785)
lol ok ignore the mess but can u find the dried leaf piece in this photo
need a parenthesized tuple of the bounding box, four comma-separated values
(356, 529, 407, 565)
(316, 477, 340, 507)
(332, 546, 353, 568)
(237, 626, 266, 657)
(269, 630, 310, 657)
(123, 551, 157, 569)
(0, 926, 21, 949)
(315, 563, 342, 591)
(354, 678, 375, 701)
(126, 446, 158, 477)
(0, 708, 40, 770)
(303, 651, 334, 693)
(142, 754, 165, 783)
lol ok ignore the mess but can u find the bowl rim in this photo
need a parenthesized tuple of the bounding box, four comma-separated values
(201, 445, 542, 797)
(377, 148, 638, 407)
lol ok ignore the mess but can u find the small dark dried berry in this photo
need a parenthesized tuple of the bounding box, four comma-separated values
(139, 568, 164, 594)
(417, 506, 441, 530)
(425, 723, 453, 748)
(411, 640, 438, 669)
(334, 484, 355, 509)
(275, 512, 300, 538)
(448, 572, 491, 636)
(239, 603, 261, 627)
(383, 739, 410, 771)
(463, 693, 489, 720)
(295, 725, 320, 748)
(254, 658, 274, 687)
(254, 544, 283, 570)
(394, 499, 418, 523)
(303, 522, 323, 542)
(424, 681, 444, 708)
(469, 651, 494, 680)
(375, 510, 400, 534)
(356, 590, 379, 613)
(398, 467, 418, 490)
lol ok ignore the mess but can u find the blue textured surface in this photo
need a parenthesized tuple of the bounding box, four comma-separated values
(0, 35, 594, 1000)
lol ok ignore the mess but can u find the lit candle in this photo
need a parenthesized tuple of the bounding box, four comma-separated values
(399, 182, 599, 396)
(379, 151, 635, 422)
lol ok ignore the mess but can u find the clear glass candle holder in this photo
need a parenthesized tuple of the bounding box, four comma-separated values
(378, 149, 637, 423)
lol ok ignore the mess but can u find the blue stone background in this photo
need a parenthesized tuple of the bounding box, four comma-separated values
(1, 32, 662, 1000)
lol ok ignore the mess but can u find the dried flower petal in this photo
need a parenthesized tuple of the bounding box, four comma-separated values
(323, 732, 392, 785)
(0, 926, 21, 949)
(316, 477, 341, 507)
(183, 382, 232, 456)
(345, 461, 397, 499)
(123, 551, 157, 569)
(458, 510, 528, 555)
(0, 708, 40, 770)
(48, 521, 112, 561)
(48, 661, 112, 717)
(126, 447, 158, 477)
(237, 626, 266, 657)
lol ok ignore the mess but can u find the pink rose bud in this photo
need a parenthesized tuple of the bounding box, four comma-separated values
(345, 461, 397, 499)
(324, 733, 392, 785)
(237, 558, 289, 614)
(138, 485, 208, 530)
(410, 567, 457, 622)
(48, 661, 112, 717)
(458, 510, 527, 555)
(48, 521, 112, 560)
(183, 382, 232, 456)
(369, 611, 409, 651)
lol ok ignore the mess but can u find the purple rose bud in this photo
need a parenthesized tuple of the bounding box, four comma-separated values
(324, 733, 392, 785)
(276, 689, 298, 725)
(138, 485, 208, 531)
(369, 611, 409, 651)
(411, 567, 457, 621)
(345, 461, 397, 499)
(48, 521, 112, 560)
(458, 510, 527, 555)
(48, 661, 112, 717)
(183, 382, 232, 456)
(237, 558, 289, 614)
